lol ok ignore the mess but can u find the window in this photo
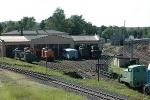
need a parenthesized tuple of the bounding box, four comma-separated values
(134, 68, 140, 72)
(62, 50, 67, 54)
(143, 68, 147, 72)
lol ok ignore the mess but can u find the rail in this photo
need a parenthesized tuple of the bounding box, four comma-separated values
(0, 63, 132, 100)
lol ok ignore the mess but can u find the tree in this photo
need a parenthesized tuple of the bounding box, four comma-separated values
(45, 7, 66, 31)
(84, 22, 98, 34)
(146, 27, 150, 38)
(67, 15, 86, 35)
(3, 21, 16, 33)
(84, 22, 93, 34)
(133, 30, 138, 38)
(26, 17, 36, 30)
(0, 23, 3, 34)
(142, 27, 148, 38)
(101, 26, 113, 40)
(40, 20, 46, 30)
(16, 17, 36, 30)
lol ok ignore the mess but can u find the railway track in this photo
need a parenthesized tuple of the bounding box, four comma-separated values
(0, 62, 133, 100)
(36, 59, 111, 72)
(36, 58, 114, 79)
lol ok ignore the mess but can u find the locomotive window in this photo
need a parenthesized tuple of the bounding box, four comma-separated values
(134, 68, 140, 72)
(62, 50, 67, 54)
(143, 68, 147, 72)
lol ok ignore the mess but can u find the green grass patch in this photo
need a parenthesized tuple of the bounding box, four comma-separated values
(0, 57, 63, 76)
(1, 84, 86, 100)
(0, 57, 150, 100)
(109, 67, 126, 74)
(0, 67, 87, 100)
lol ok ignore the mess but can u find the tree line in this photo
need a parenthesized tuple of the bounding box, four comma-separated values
(0, 7, 150, 40)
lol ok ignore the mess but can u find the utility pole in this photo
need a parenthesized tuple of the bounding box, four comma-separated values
(123, 21, 126, 67)
(123, 21, 126, 56)
(129, 35, 134, 60)
(98, 56, 100, 82)
(46, 57, 47, 74)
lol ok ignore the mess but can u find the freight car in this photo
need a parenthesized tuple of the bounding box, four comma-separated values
(13, 47, 35, 63)
(118, 64, 150, 94)
(62, 48, 78, 59)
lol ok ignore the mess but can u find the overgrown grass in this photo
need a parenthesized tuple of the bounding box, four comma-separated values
(0, 70, 87, 100)
(0, 57, 150, 100)
(0, 57, 63, 76)
(109, 67, 126, 74)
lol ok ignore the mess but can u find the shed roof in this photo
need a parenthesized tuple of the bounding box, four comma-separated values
(0, 36, 30, 42)
(0, 35, 100, 43)
(2, 30, 69, 35)
(0, 35, 45, 42)
(115, 56, 139, 59)
(65, 35, 100, 41)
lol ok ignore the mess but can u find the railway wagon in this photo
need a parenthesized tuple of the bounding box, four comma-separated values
(118, 65, 148, 88)
(62, 48, 78, 59)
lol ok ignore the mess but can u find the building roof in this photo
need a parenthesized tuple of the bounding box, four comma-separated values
(0, 36, 30, 42)
(0, 35, 46, 42)
(115, 56, 139, 59)
(69, 35, 100, 41)
(0, 35, 100, 43)
(24, 35, 46, 40)
(2, 30, 69, 35)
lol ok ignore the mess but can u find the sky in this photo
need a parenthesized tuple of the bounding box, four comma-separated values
(0, 0, 150, 27)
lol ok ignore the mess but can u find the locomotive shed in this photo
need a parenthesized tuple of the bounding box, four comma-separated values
(0, 30, 101, 58)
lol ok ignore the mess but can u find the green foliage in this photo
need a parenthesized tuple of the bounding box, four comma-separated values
(40, 20, 45, 30)
(45, 7, 66, 31)
(66, 15, 86, 35)
(17, 17, 36, 30)
(3, 21, 16, 33)
(101, 26, 113, 40)
(1, 8, 150, 38)
(0, 23, 3, 34)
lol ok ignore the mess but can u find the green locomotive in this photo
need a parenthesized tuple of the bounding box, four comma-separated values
(118, 65, 148, 88)
(13, 47, 35, 63)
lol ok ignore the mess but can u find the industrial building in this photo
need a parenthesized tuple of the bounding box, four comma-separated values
(0, 30, 101, 58)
